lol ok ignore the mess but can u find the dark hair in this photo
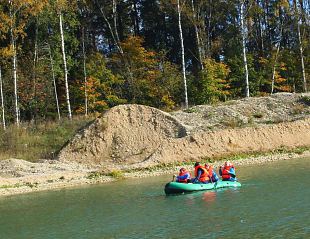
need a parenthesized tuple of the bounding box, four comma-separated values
(194, 162, 200, 167)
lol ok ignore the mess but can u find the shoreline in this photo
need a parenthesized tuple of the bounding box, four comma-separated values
(1, 149, 310, 197)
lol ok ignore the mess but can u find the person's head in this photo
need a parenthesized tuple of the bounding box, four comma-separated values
(194, 162, 200, 167)
(179, 167, 186, 172)
(224, 161, 228, 166)
(205, 163, 210, 169)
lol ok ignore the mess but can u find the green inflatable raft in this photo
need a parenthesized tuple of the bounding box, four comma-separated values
(164, 180, 241, 195)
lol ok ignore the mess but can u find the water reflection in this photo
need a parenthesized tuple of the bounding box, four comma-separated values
(202, 191, 217, 203)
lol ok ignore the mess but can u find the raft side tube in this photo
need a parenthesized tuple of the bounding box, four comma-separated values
(164, 181, 241, 195)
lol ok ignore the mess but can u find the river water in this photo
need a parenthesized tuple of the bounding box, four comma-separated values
(0, 157, 309, 239)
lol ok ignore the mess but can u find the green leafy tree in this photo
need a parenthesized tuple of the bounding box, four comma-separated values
(75, 52, 126, 113)
(195, 58, 230, 104)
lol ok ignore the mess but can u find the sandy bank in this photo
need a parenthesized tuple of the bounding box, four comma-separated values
(1, 93, 309, 197)
(1, 150, 310, 197)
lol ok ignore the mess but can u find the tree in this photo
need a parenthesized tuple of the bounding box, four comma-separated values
(76, 52, 126, 113)
(0, 0, 46, 124)
(196, 58, 230, 104)
(239, 0, 250, 97)
(176, 0, 188, 108)
(0, 65, 5, 130)
(59, 10, 72, 119)
(294, 0, 307, 92)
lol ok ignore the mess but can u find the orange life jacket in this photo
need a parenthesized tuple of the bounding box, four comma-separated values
(194, 165, 210, 182)
(221, 165, 234, 180)
(178, 170, 191, 183)
(205, 166, 214, 176)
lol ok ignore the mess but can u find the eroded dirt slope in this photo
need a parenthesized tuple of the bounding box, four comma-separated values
(58, 93, 310, 169)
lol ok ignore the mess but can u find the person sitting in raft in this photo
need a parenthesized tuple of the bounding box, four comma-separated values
(219, 161, 237, 181)
(176, 168, 191, 183)
(193, 162, 210, 184)
(205, 163, 219, 182)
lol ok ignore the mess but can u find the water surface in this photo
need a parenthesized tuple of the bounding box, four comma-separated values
(0, 157, 309, 239)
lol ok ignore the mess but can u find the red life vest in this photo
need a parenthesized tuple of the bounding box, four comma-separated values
(221, 165, 234, 180)
(194, 165, 210, 182)
(178, 170, 191, 183)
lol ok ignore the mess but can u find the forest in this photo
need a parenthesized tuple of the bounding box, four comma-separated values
(0, 0, 309, 127)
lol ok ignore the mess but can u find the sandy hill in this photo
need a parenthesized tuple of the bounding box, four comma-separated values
(58, 93, 310, 170)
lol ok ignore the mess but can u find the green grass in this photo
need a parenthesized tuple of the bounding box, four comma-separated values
(0, 116, 94, 162)
(0, 183, 21, 189)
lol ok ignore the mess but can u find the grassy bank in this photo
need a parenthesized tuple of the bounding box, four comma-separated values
(0, 116, 94, 161)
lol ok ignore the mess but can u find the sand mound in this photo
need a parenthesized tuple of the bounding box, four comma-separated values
(58, 104, 187, 167)
(58, 94, 310, 169)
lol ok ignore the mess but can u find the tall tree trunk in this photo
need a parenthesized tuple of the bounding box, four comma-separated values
(257, 0, 264, 54)
(270, 42, 280, 94)
(0, 66, 5, 130)
(271, 9, 283, 94)
(131, 0, 140, 35)
(32, 19, 38, 120)
(191, 0, 204, 69)
(97, 0, 123, 54)
(240, 1, 250, 97)
(296, 3, 307, 92)
(82, 27, 88, 116)
(48, 44, 61, 121)
(59, 12, 72, 119)
(206, 0, 212, 57)
(10, 3, 19, 126)
(177, 0, 188, 108)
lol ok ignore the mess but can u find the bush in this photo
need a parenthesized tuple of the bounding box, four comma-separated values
(108, 170, 124, 179)
(299, 96, 310, 106)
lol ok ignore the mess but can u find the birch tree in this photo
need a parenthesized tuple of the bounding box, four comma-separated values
(82, 27, 88, 116)
(95, 0, 123, 54)
(191, 0, 204, 69)
(59, 11, 72, 119)
(32, 18, 39, 119)
(9, 0, 19, 125)
(239, 0, 250, 97)
(177, 0, 189, 108)
(48, 44, 61, 120)
(0, 65, 5, 130)
(295, 0, 307, 92)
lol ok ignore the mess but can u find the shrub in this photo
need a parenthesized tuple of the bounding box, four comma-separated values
(108, 170, 124, 179)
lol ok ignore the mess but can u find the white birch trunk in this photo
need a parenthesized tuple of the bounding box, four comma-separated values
(113, 0, 122, 45)
(191, 0, 203, 69)
(297, 11, 307, 92)
(0, 66, 6, 130)
(59, 12, 72, 119)
(177, 0, 188, 109)
(271, 42, 280, 94)
(240, 1, 250, 98)
(10, 6, 19, 125)
(207, 0, 212, 57)
(33, 21, 38, 119)
(98, 1, 123, 54)
(48, 44, 61, 121)
(82, 27, 88, 116)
